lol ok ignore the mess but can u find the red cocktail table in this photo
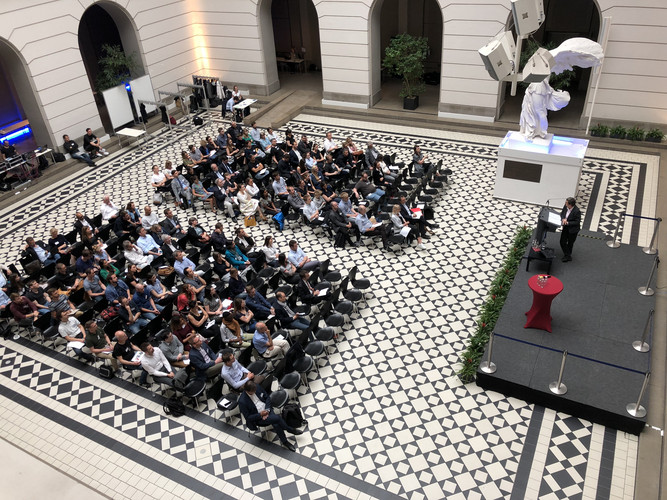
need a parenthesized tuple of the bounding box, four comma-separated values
(524, 275, 563, 332)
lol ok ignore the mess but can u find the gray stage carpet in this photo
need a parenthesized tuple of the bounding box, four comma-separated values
(476, 230, 655, 434)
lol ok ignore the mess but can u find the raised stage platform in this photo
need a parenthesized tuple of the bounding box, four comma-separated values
(476, 230, 655, 434)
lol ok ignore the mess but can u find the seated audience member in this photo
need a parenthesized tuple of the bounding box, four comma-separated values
(187, 300, 217, 338)
(133, 282, 163, 320)
(335, 149, 355, 178)
(211, 223, 228, 253)
(24, 279, 50, 315)
(75, 249, 97, 277)
(161, 234, 179, 263)
(82, 268, 106, 302)
(105, 273, 130, 306)
(161, 208, 187, 237)
(278, 253, 300, 285)
(159, 330, 188, 369)
(173, 250, 196, 277)
(136, 227, 162, 258)
(113, 211, 132, 238)
(123, 240, 153, 270)
(234, 297, 256, 332)
(237, 183, 265, 220)
(225, 241, 251, 271)
(9, 293, 39, 327)
(302, 194, 322, 226)
(176, 283, 197, 312)
(239, 380, 301, 451)
(117, 296, 148, 335)
(188, 334, 223, 381)
(191, 175, 216, 211)
(391, 204, 425, 250)
(125, 202, 142, 227)
(327, 201, 359, 248)
(139, 342, 176, 386)
(73, 211, 98, 236)
(399, 195, 435, 235)
(353, 171, 385, 203)
(142, 205, 160, 230)
(252, 321, 289, 359)
(24, 237, 59, 267)
(287, 240, 320, 272)
(183, 267, 206, 302)
(364, 141, 381, 168)
(62, 134, 95, 167)
(259, 189, 279, 217)
(82, 320, 118, 370)
(57, 310, 94, 362)
(203, 286, 225, 317)
(209, 178, 236, 218)
(100, 195, 120, 222)
(211, 251, 232, 281)
(412, 145, 433, 176)
(273, 291, 310, 331)
(113, 331, 143, 376)
(188, 218, 211, 249)
(48, 228, 71, 261)
(245, 285, 274, 320)
(81, 226, 99, 251)
(296, 270, 325, 305)
(99, 259, 120, 284)
(170, 314, 195, 348)
(272, 172, 289, 200)
(145, 273, 171, 304)
(171, 171, 193, 209)
(259, 236, 280, 267)
(47, 288, 77, 319)
(220, 351, 263, 391)
(355, 205, 388, 248)
(123, 264, 141, 292)
(228, 268, 247, 298)
(323, 131, 340, 157)
(220, 310, 253, 348)
(287, 186, 304, 212)
(338, 192, 357, 219)
(150, 164, 171, 193)
(83, 127, 108, 157)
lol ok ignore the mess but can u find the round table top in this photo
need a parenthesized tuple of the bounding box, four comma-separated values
(528, 274, 563, 296)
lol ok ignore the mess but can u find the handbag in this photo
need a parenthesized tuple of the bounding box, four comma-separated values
(99, 305, 118, 321)
(99, 365, 115, 379)
(244, 215, 257, 227)
(157, 265, 174, 276)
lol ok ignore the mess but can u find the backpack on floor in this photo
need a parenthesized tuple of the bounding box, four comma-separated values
(283, 402, 306, 428)
(163, 395, 186, 417)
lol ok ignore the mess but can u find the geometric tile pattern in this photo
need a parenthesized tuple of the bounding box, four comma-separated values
(0, 112, 648, 499)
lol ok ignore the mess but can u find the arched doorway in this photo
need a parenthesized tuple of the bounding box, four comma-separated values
(0, 39, 50, 155)
(269, 0, 322, 94)
(496, 0, 600, 129)
(369, 0, 442, 113)
(78, 2, 146, 133)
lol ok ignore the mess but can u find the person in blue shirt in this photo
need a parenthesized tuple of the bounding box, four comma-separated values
(132, 282, 164, 320)
(245, 285, 274, 320)
(105, 273, 130, 305)
(287, 240, 319, 273)
(252, 322, 289, 359)
(136, 227, 162, 257)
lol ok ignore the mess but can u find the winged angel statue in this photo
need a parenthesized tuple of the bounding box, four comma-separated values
(520, 38, 604, 141)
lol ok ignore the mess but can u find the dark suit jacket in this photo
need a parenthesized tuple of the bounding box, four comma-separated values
(161, 216, 183, 236)
(208, 185, 227, 208)
(327, 209, 349, 231)
(73, 217, 97, 235)
(296, 279, 317, 304)
(189, 343, 218, 381)
(277, 159, 292, 178)
(188, 225, 209, 247)
(25, 241, 54, 264)
(273, 300, 296, 324)
(239, 384, 273, 426)
(288, 149, 302, 167)
(560, 205, 581, 233)
(206, 170, 225, 185)
(161, 242, 179, 263)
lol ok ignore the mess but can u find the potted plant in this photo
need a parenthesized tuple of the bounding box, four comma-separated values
(96, 43, 139, 93)
(590, 124, 609, 138)
(646, 128, 665, 143)
(609, 125, 627, 140)
(382, 34, 429, 110)
(626, 126, 645, 141)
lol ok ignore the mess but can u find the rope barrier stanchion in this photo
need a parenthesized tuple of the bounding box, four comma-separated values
(626, 371, 650, 418)
(549, 350, 568, 395)
(638, 256, 659, 296)
(479, 332, 497, 374)
(632, 309, 654, 353)
(643, 217, 661, 255)
(606, 212, 624, 248)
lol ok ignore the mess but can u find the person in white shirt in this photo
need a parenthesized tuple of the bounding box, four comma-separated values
(323, 131, 339, 157)
(57, 310, 94, 362)
(141, 205, 160, 230)
(100, 195, 119, 221)
(287, 240, 320, 272)
(122, 240, 153, 269)
(139, 342, 176, 386)
(259, 236, 280, 267)
(302, 194, 322, 225)
(150, 165, 169, 190)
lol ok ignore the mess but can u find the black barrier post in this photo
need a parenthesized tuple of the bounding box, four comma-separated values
(626, 372, 650, 418)
(479, 332, 497, 374)
(643, 218, 661, 255)
(549, 350, 568, 395)
(632, 309, 653, 353)
(638, 256, 659, 296)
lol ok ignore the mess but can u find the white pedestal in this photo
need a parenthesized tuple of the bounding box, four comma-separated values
(494, 131, 589, 206)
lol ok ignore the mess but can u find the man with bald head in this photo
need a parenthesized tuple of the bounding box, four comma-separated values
(252, 322, 289, 359)
(113, 330, 143, 378)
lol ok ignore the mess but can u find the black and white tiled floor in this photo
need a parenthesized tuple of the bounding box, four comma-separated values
(0, 112, 655, 499)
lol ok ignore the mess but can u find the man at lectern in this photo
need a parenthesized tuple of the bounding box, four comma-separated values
(560, 197, 581, 262)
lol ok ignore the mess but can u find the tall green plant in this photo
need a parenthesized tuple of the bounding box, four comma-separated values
(96, 43, 138, 92)
(519, 39, 574, 91)
(382, 34, 429, 98)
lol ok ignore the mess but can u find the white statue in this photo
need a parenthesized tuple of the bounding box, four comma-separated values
(519, 38, 604, 141)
